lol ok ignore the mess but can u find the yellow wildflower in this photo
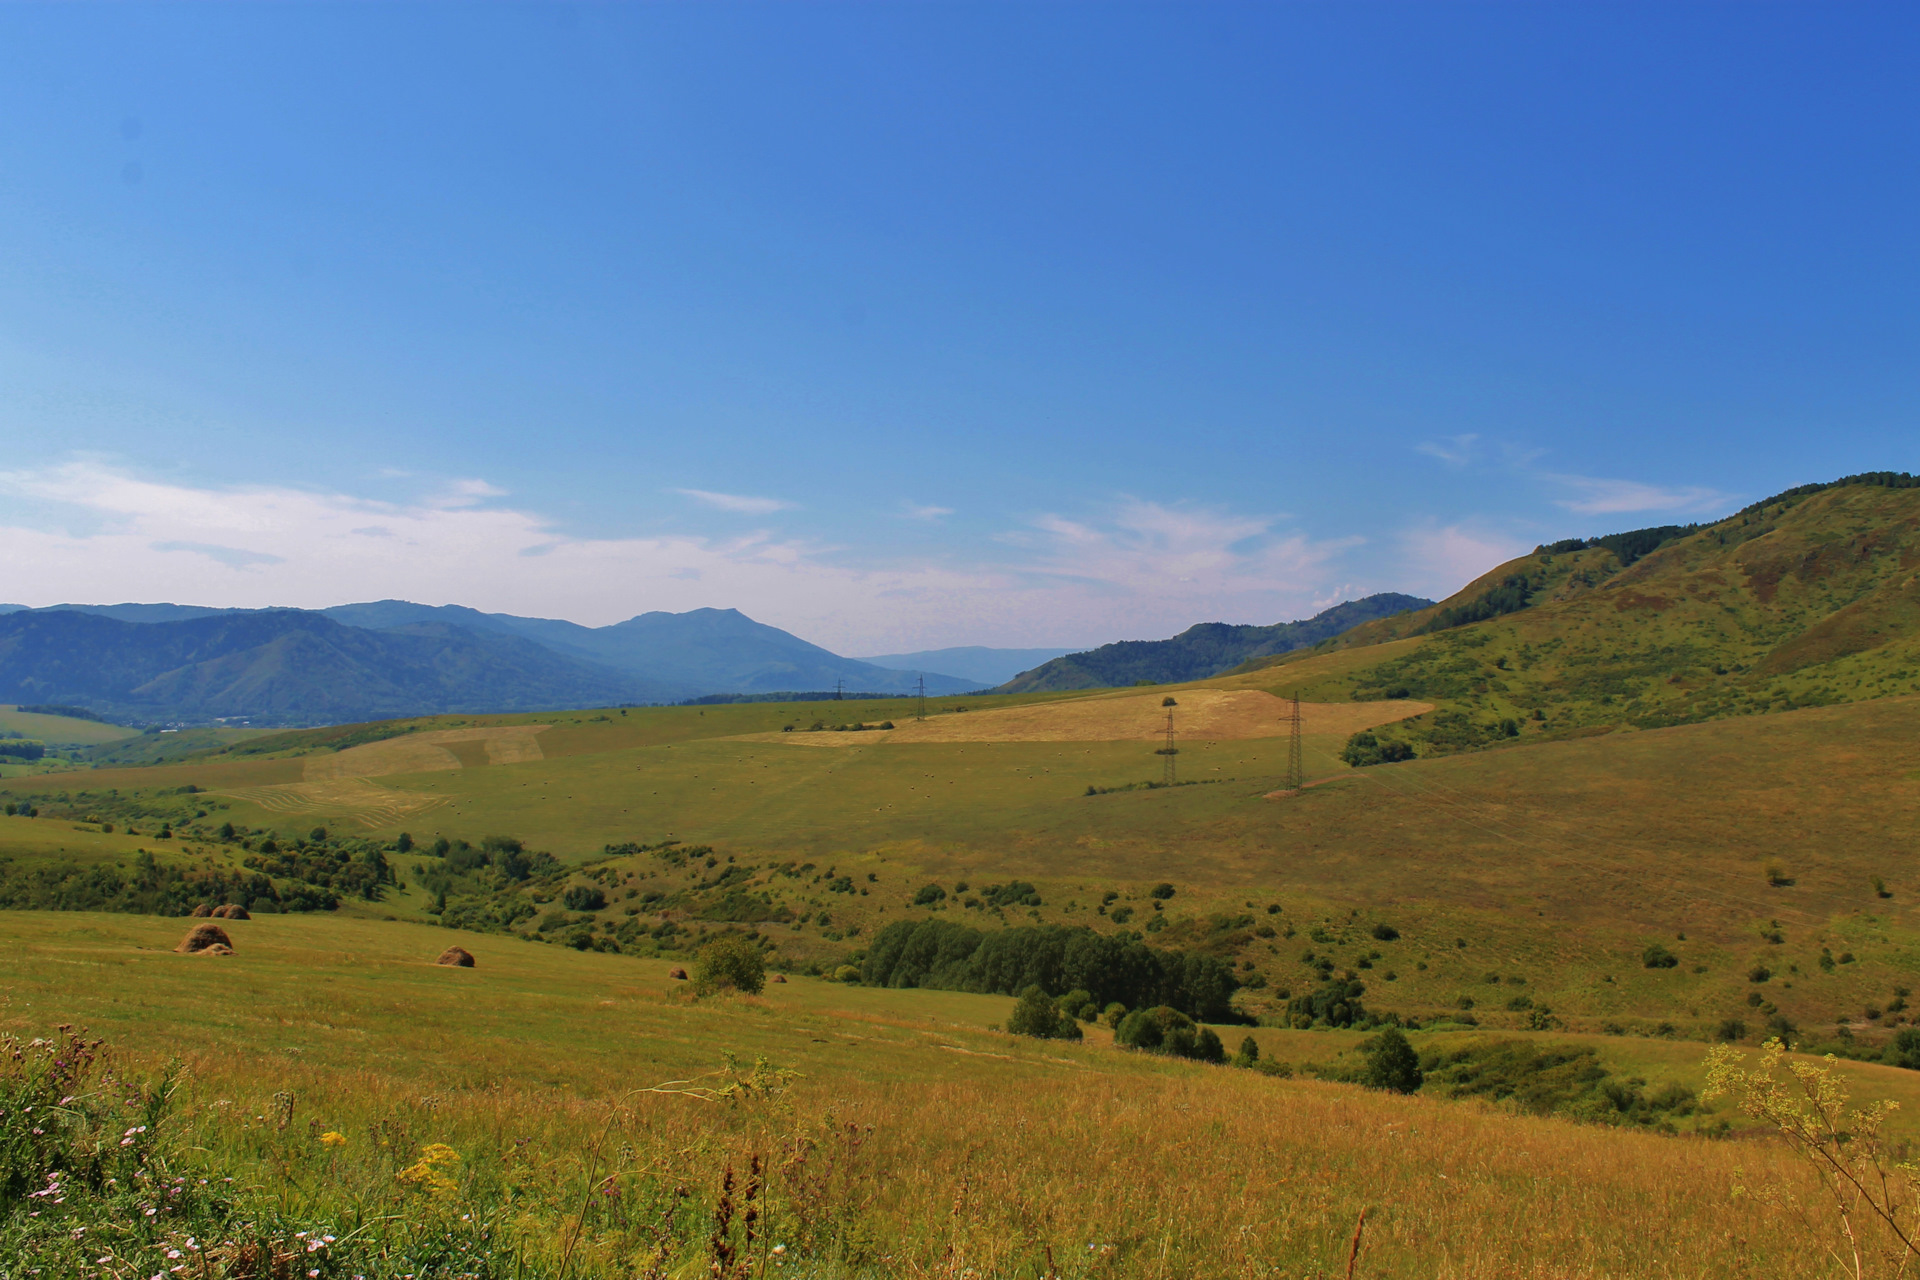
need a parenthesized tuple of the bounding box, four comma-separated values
(397, 1143, 461, 1195)
(320, 1131, 347, 1147)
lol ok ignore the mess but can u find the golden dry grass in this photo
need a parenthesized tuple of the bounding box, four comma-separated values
(763, 691, 1430, 745)
(302, 724, 550, 780)
(3, 910, 1850, 1277)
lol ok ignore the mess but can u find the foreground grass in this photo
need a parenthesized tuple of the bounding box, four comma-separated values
(0, 910, 1879, 1277)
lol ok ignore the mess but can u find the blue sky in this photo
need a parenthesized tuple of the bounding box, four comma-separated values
(2, 3, 1917, 651)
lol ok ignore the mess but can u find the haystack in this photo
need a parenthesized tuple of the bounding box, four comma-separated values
(436, 946, 475, 968)
(212, 904, 251, 920)
(668, 966, 689, 980)
(189, 903, 213, 918)
(177, 923, 234, 954)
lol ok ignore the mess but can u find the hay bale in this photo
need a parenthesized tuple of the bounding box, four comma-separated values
(212, 904, 251, 920)
(436, 946, 475, 968)
(176, 923, 233, 954)
(189, 903, 213, 918)
(771, 973, 788, 984)
(668, 966, 689, 980)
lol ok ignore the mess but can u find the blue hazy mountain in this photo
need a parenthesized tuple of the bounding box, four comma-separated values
(0, 600, 983, 724)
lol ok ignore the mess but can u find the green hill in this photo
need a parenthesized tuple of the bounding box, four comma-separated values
(1238, 473, 1920, 757)
(997, 593, 1432, 691)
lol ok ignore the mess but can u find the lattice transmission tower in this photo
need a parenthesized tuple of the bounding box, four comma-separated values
(1284, 692, 1304, 793)
(915, 675, 927, 722)
(1159, 702, 1178, 785)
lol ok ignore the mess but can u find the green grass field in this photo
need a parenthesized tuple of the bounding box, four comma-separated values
(10, 682, 1915, 1041)
(0, 705, 139, 746)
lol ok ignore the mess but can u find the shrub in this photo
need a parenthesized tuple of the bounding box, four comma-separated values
(1748, 966, 1772, 984)
(1235, 1034, 1260, 1066)
(831, 964, 861, 983)
(1253, 1057, 1294, 1078)
(1286, 978, 1368, 1029)
(1114, 1006, 1224, 1062)
(1642, 944, 1679, 969)
(1885, 1028, 1920, 1070)
(1149, 882, 1176, 900)
(1715, 1019, 1748, 1043)
(1360, 1028, 1423, 1094)
(1055, 988, 1097, 1022)
(695, 936, 766, 995)
(1341, 731, 1415, 767)
(912, 883, 947, 906)
(1007, 986, 1083, 1040)
(562, 885, 607, 912)
(1370, 922, 1399, 941)
(1102, 1002, 1128, 1028)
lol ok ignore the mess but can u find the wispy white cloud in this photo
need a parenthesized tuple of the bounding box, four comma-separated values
(430, 478, 507, 508)
(901, 502, 954, 521)
(1416, 433, 1479, 466)
(0, 464, 1392, 651)
(1546, 474, 1732, 516)
(673, 488, 795, 515)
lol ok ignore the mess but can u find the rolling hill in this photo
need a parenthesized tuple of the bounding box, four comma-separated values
(1234, 471, 1920, 758)
(997, 592, 1432, 691)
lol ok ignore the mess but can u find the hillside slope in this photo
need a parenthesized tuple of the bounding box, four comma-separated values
(998, 593, 1431, 692)
(1235, 474, 1920, 754)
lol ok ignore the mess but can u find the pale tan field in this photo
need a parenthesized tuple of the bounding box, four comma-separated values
(765, 690, 1432, 745)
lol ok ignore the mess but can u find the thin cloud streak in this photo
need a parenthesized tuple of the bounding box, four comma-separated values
(673, 488, 796, 515)
(1547, 474, 1733, 517)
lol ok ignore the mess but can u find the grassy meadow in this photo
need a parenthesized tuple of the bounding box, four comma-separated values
(9, 680, 1918, 1039)
(0, 909, 1894, 1278)
(8, 631, 1920, 1272)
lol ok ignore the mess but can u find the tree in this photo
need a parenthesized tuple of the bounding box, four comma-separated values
(1361, 1028, 1423, 1094)
(563, 885, 606, 912)
(1008, 985, 1082, 1040)
(395, 831, 414, 853)
(695, 936, 766, 995)
(1115, 1006, 1223, 1062)
(1642, 943, 1679, 969)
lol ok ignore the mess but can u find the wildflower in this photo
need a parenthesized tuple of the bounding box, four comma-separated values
(320, 1131, 347, 1147)
(772, 1244, 787, 1254)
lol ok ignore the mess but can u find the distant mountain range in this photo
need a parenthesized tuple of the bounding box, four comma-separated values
(994, 594, 1434, 692)
(0, 602, 986, 725)
(852, 646, 1080, 687)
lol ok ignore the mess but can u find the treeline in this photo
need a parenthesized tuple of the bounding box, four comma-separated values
(860, 919, 1240, 1021)
(16, 704, 109, 722)
(0, 851, 336, 915)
